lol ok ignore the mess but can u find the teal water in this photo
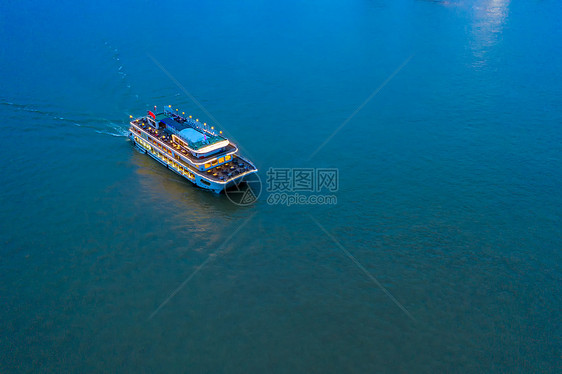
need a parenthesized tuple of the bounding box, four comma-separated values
(1, 0, 561, 372)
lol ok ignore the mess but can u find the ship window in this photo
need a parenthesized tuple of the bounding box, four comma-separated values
(201, 180, 211, 186)
(204, 162, 211, 169)
(212, 160, 218, 166)
(225, 155, 231, 161)
(219, 157, 224, 163)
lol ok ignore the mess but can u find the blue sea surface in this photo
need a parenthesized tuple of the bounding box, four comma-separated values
(1, 0, 561, 372)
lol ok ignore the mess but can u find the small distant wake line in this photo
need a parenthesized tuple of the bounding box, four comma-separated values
(2, 97, 130, 139)
(95, 128, 128, 138)
(0, 100, 52, 116)
(95, 130, 125, 137)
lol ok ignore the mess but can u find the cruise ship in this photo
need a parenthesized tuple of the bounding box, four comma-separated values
(128, 106, 257, 193)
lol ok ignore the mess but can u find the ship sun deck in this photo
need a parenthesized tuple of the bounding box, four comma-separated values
(159, 117, 227, 151)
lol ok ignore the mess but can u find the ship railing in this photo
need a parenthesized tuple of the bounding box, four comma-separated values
(236, 154, 257, 170)
(164, 108, 220, 138)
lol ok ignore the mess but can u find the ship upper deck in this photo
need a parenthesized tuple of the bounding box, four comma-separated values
(132, 119, 238, 165)
(155, 113, 227, 152)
